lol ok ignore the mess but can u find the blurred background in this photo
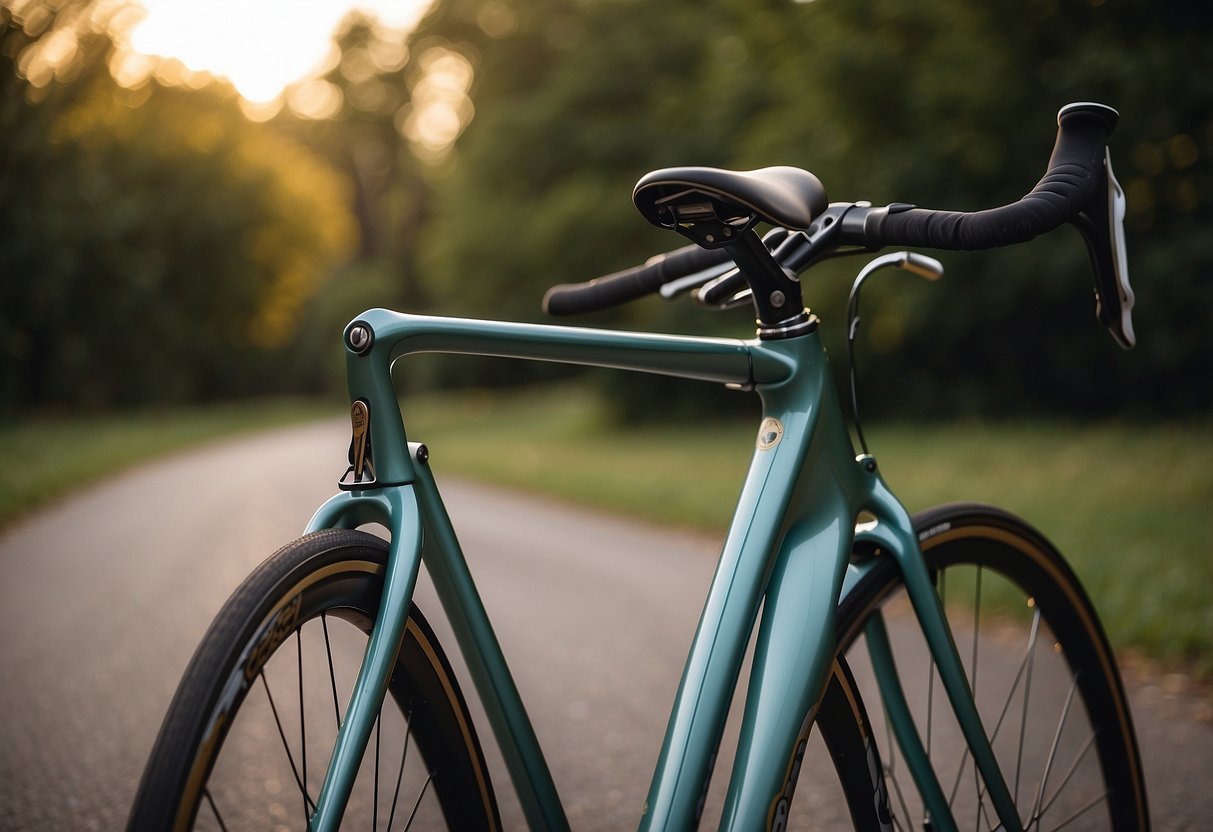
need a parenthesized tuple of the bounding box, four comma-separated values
(1, 0, 1211, 675)
(2, 0, 1209, 417)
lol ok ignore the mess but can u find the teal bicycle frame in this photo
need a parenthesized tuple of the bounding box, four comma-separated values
(300, 306, 1026, 832)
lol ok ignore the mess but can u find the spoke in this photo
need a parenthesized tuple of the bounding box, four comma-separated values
(260, 671, 316, 815)
(386, 710, 414, 830)
(946, 567, 987, 817)
(374, 711, 382, 829)
(884, 761, 914, 830)
(884, 702, 896, 777)
(927, 569, 945, 763)
(1044, 789, 1109, 832)
(879, 696, 913, 827)
(964, 604, 1042, 825)
(1014, 606, 1043, 808)
(986, 617, 1039, 744)
(976, 798, 989, 832)
(971, 567, 982, 694)
(971, 567, 984, 818)
(321, 613, 342, 728)
(203, 788, 230, 832)
(1036, 729, 1099, 819)
(297, 628, 308, 820)
(401, 770, 435, 831)
(1029, 670, 1082, 828)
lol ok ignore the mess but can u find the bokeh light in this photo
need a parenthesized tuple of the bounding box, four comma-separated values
(123, 0, 429, 104)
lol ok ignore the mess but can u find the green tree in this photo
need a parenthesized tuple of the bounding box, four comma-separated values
(731, 0, 1213, 418)
(279, 15, 428, 306)
(272, 13, 448, 393)
(407, 0, 1211, 417)
(1, 1, 355, 410)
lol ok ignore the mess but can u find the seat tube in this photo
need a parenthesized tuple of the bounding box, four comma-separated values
(637, 425, 803, 831)
(640, 332, 864, 831)
(718, 336, 872, 829)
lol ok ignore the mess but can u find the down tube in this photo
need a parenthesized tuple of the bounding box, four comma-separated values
(411, 446, 570, 832)
(638, 333, 867, 831)
(719, 344, 873, 829)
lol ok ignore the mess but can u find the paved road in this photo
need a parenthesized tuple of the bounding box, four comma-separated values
(0, 421, 1209, 830)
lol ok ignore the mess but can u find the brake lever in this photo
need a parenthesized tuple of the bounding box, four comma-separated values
(658, 260, 736, 300)
(1069, 148, 1135, 349)
(695, 269, 753, 310)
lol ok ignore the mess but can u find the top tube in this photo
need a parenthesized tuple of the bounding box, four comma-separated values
(346, 308, 798, 384)
(341, 308, 800, 487)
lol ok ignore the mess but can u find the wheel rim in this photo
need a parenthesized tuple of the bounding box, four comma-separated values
(860, 566, 1111, 830)
(184, 563, 451, 831)
(825, 519, 1144, 831)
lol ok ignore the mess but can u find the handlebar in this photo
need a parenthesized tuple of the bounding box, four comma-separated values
(542, 243, 730, 316)
(543, 103, 1131, 347)
(851, 102, 1118, 251)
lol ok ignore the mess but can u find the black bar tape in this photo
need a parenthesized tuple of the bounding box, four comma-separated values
(543, 243, 729, 315)
(864, 106, 1114, 251)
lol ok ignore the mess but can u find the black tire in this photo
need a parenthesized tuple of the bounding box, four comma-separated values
(828, 504, 1148, 831)
(128, 529, 500, 832)
(789, 657, 897, 831)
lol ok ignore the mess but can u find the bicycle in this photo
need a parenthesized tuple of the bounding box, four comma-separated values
(129, 101, 1146, 831)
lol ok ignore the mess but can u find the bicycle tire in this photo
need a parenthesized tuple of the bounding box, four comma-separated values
(128, 528, 500, 831)
(778, 656, 895, 831)
(827, 503, 1148, 831)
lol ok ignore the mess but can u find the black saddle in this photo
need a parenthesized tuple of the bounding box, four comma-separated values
(633, 166, 828, 239)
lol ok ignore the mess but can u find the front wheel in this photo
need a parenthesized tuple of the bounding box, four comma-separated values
(833, 504, 1149, 831)
(128, 529, 500, 831)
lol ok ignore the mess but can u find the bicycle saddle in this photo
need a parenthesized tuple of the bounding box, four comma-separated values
(633, 166, 828, 233)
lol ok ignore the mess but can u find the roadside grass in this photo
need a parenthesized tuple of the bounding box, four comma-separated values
(2, 388, 1209, 675)
(0, 399, 332, 528)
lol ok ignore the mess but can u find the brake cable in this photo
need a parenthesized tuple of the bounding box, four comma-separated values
(846, 251, 944, 455)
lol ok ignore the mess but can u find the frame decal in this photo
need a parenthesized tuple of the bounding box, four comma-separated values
(757, 417, 785, 450)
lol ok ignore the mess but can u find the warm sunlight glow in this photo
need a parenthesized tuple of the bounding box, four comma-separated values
(126, 0, 429, 104)
(399, 47, 474, 161)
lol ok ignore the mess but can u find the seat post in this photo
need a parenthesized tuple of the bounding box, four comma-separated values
(729, 229, 818, 339)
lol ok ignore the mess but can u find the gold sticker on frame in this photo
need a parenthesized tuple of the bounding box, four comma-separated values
(350, 400, 370, 478)
(757, 417, 784, 450)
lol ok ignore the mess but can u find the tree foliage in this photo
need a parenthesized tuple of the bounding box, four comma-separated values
(409, 0, 1212, 418)
(1, 2, 354, 410)
(2, 0, 1208, 419)
(278, 16, 426, 302)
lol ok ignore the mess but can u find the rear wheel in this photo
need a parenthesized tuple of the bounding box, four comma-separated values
(128, 529, 500, 831)
(831, 504, 1148, 831)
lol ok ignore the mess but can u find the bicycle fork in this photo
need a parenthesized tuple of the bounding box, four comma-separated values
(853, 479, 1027, 832)
(302, 486, 425, 831)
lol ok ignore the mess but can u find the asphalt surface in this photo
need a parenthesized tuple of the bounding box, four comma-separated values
(0, 419, 1209, 830)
